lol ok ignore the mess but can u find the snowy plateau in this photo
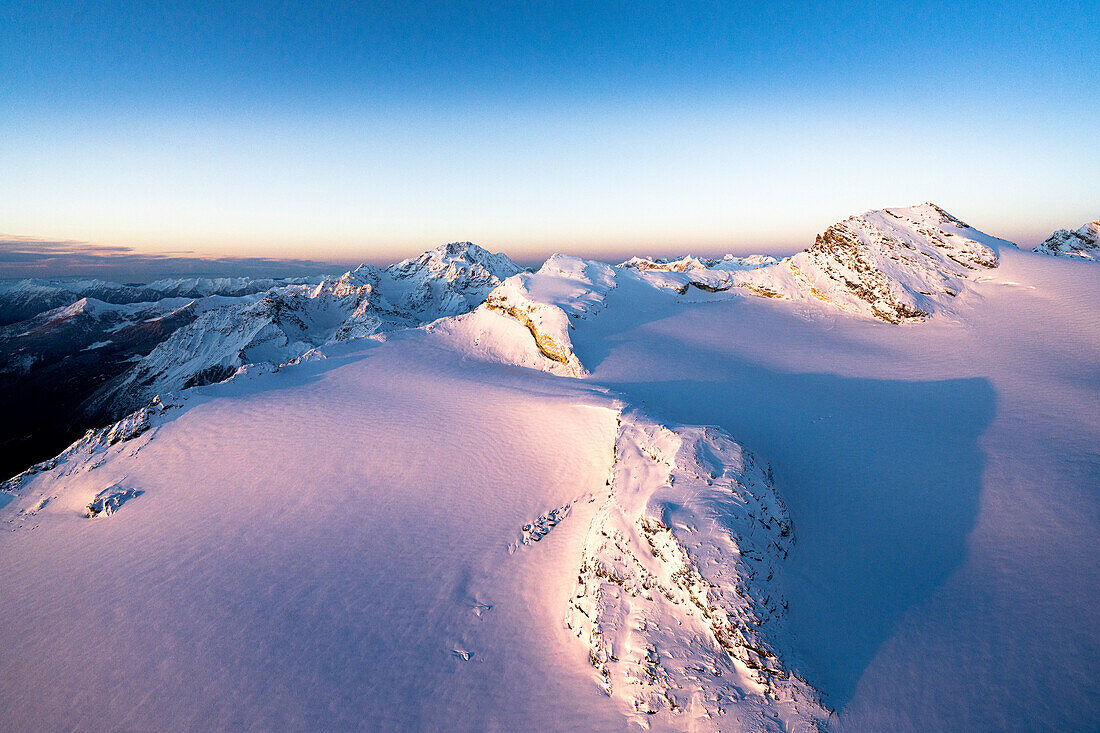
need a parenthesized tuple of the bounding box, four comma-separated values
(1, 204, 1098, 731)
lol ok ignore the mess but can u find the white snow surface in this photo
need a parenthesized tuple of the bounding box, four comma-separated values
(2, 206, 1098, 731)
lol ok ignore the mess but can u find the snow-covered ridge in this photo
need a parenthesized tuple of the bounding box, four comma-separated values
(566, 410, 828, 730)
(1033, 221, 1100, 261)
(85, 243, 521, 418)
(439, 204, 1012, 382)
(620, 254, 778, 273)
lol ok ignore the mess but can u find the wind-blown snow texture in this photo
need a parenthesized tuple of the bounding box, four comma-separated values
(2, 205, 1098, 731)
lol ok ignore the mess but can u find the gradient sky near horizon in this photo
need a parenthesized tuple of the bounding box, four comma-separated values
(2, 1, 1098, 262)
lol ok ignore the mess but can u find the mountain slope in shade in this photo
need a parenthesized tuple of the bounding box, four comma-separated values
(0, 295, 253, 479)
(1033, 221, 1100, 260)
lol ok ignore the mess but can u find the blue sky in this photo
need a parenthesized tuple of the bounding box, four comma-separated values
(2, 1, 1097, 261)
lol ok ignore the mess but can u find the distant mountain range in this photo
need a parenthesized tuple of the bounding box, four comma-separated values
(0, 207, 1093, 481)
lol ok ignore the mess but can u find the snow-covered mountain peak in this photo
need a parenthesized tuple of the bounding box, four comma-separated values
(729, 203, 1004, 322)
(883, 201, 973, 229)
(310, 265, 380, 300)
(619, 255, 711, 272)
(389, 241, 521, 282)
(51, 297, 106, 320)
(1034, 221, 1100, 260)
(377, 242, 522, 322)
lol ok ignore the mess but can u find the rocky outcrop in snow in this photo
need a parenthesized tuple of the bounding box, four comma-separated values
(1033, 221, 1100, 261)
(732, 203, 1005, 322)
(443, 255, 616, 377)
(567, 410, 827, 730)
(84, 484, 142, 518)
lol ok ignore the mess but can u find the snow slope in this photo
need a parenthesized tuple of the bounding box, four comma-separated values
(1033, 220, 1100, 260)
(0, 330, 822, 731)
